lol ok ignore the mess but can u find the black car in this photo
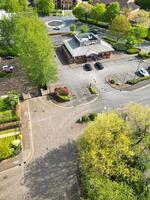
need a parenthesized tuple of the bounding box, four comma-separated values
(84, 64, 92, 71)
(94, 62, 104, 70)
(90, 29, 98, 34)
(4, 56, 14, 60)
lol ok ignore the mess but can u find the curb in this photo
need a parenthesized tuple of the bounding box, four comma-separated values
(48, 94, 99, 109)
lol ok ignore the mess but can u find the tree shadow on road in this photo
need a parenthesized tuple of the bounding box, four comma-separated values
(24, 142, 80, 200)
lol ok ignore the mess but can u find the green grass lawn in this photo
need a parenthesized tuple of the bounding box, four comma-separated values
(0, 128, 20, 135)
(0, 134, 21, 161)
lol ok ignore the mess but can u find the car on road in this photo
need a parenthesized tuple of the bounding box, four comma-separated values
(138, 68, 149, 77)
(2, 65, 14, 73)
(83, 64, 92, 71)
(53, 27, 60, 30)
(94, 62, 104, 70)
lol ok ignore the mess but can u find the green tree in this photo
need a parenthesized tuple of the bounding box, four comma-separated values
(109, 15, 131, 41)
(1, 0, 28, 12)
(125, 104, 150, 148)
(90, 3, 106, 22)
(136, 0, 150, 10)
(69, 24, 76, 32)
(80, 24, 89, 33)
(130, 24, 148, 39)
(13, 13, 57, 86)
(104, 2, 120, 23)
(73, 3, 93, 21)
(34, 0, 55, 15)
(0, 17, 16, 56)
(126, 35, 141, 48)
(77, 105, 150, 199)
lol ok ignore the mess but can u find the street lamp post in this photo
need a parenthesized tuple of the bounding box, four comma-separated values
(133, 59, 144, 81)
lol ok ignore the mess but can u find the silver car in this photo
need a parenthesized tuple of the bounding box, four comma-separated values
(2, 65, 14, 73)
(138, 68, 149, 77)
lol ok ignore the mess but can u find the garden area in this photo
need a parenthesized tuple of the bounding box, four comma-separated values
(73, 3, 150, 55)
(77, 104, 150, 200)
(0, 91, 22, 162)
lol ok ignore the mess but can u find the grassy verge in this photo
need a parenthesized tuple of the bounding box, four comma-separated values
(0, 128, 19, 135)
(126, 76, 150, 85)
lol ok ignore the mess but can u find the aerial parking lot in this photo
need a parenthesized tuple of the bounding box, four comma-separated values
(56, 56, 149, 102)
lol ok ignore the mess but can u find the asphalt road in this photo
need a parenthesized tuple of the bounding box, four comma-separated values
(0, 83, 150, 200)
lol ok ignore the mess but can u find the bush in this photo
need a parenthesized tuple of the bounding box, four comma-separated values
(89, 113, 97, 121)
(102, 36, 116, 45)
(109, 79, 115, 84)
(126, 76, 150, 85)
(89, 86, 97, 94)
(127, 48, 140, 54)
(0, 71, 11, 78)
(138, 52, 150, 59)
(113, 43, 127, 51)
(82, 115, 90, 123)
(58, 95, 70, 101)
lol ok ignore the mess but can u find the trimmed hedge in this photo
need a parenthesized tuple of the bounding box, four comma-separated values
(79, 18, 109, 29)
(138, 52, 150, 59)
(113, 43, 127, 51)
(126, 48, 140, 54)
(126, 76, 150, 85)
(102, 36, 116, 45)
(0, 110, 19, 124)
(58, 95, 70, 101)
(89, 86, 97, 94)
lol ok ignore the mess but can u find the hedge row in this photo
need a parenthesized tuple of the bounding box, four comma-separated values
(79, 18, 109, 29)
(126, 76, 150, 85)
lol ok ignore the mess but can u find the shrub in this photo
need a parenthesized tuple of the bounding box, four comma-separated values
(82, 115, 90, 123)
(0, 71, 11, 78)
(126, 76, 150, 85)
(58, 95, 70, 101)
(89, 113, 97, 121)
(113, 43, 127, 51)
(109, 79, 115, 84)
(127, 48, 140, 54)
(55, 86, 69, 96)
(102, 36, 116, 45)
(138, 52, 150, 59)
(89, 86, 97, 94)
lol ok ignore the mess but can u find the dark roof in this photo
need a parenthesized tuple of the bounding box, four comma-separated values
(93, 0, 140, 10)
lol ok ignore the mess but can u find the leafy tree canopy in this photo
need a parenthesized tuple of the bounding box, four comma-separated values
(0, 0, 28, 12)
(104, 2, 120, 23)
(78, 104, 150, 200)
(109, 15, 131, 41)
(34, 0, 55, 14)
(12, 12, 57, 86)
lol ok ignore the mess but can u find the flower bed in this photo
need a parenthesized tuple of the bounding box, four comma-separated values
(54, 86, 71, 102)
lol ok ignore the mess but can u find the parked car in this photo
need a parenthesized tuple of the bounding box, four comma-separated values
(90, 29, 98, 34)
(83, 64, 92, 71)
(138, 68, 149, 77)
(4, 56, 14, 60)
(2, 65, 14, 73)
(94, 62, 104, 70)
(53, 27, 60, 30)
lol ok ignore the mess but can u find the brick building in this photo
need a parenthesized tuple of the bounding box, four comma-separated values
(62, 33, 114, 64)
(55, 0, 82, 9)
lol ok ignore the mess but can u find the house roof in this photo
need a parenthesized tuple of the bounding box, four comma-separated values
(93, 0, 140, 10)
(63, 34, 114, 57)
